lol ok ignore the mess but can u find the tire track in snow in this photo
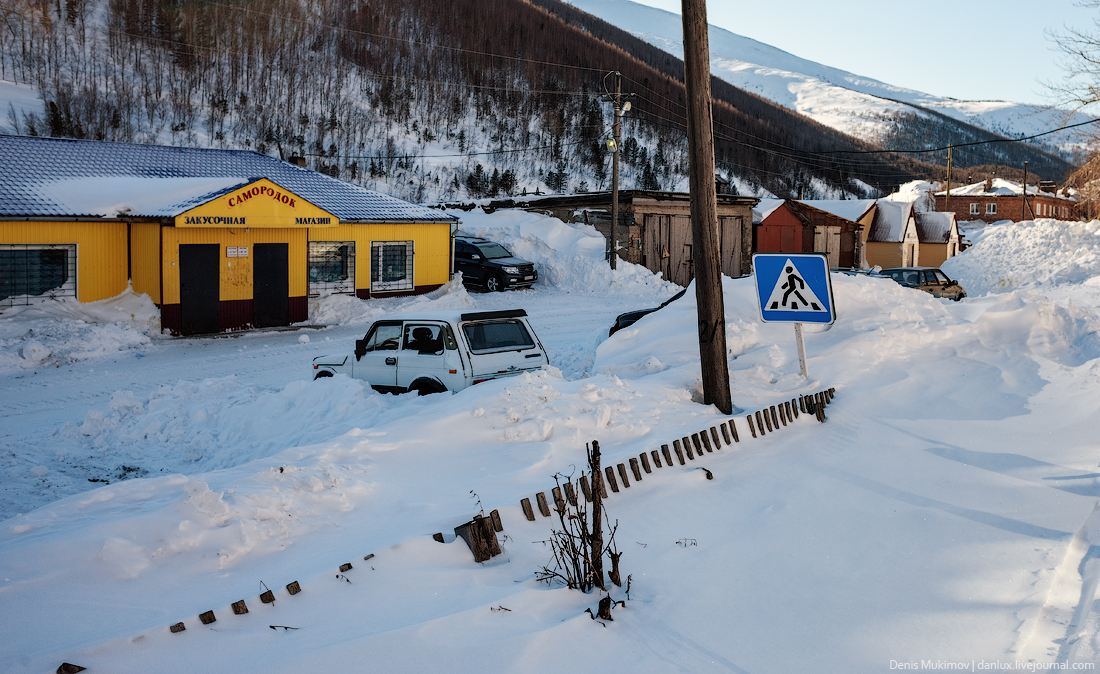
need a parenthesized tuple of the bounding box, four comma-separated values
(1016, 501, 1100, 665)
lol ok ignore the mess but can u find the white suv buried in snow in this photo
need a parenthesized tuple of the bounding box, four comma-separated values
(311, 309, 549, 394)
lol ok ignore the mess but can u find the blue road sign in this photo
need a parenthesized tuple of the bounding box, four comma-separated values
(752, 253, 836, 324)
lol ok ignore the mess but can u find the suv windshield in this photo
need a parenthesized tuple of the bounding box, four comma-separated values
(476, 243, 512, 259)
(462, 320, 534, 353)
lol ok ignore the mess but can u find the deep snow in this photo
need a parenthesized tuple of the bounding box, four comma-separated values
(3, 209, 1100, 672)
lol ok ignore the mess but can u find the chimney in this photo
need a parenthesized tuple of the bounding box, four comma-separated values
(289, 155, 306, 168)
(984, 176, 993, 192)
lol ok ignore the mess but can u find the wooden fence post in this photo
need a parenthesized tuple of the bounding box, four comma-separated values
(673, 440, 686, 464)
(709, 426, 722, 448)
(552, 487, 565, 512)
(630, 457, 643, 481)
(564, 482, 577, 506)
(579, 476, 592, 502)
(729, 419, 740, 442)
(756, 411, 767, 434)
(536, 492, 551, 517)
(720, 423, 731, 445)
(771, 405, 780, 429)
(617, 462, 631, 487)
(521, 498, 536, 521)
(454, 516, 501, 563)
(605, 466, 620, 492)
(682, 436, 695, 459)
(640, 452, 652, 473)
(747, 414, 757, 438)
(700, 430, 713, 452)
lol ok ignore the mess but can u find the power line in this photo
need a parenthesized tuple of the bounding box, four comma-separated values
(204, 1, 610, 75)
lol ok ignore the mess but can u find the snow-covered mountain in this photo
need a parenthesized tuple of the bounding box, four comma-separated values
(567, 0, 1092, 157)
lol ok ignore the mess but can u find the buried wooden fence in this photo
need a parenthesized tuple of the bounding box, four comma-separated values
(518, 388, 835, 521)
(94, 387, 833, 673)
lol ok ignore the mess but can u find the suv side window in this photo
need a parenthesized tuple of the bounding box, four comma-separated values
(402, 323, 444, 355)
(363, 323, 402, 351)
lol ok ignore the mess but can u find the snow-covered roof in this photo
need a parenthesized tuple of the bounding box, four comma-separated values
(797, 199, 875, 222)
(937, 178, 1073, 201)
(752, 198, 785, 224)
(914, 211, 956, 244)
(0, 135, 456, 222)
(868, 200, 913, 242)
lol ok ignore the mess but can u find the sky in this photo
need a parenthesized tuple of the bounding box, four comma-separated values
(629, 0, 1096, 105)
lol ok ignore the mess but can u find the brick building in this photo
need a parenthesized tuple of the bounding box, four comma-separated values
(934, 178, 1077, 223)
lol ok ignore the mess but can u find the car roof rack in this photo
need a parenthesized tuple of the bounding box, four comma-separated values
(460, 309, 528, 321)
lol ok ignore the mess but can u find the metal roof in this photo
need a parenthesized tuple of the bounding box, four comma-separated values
(0, 135, 456, 222)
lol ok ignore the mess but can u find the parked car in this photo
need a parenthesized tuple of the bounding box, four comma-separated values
(454, 235, 538, 292)
(879, 267, 967, 300)
(311, 309, 549, 394)
(608, 288, 687, 337)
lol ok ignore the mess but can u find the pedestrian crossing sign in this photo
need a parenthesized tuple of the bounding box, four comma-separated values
(752, 253, 836, 324)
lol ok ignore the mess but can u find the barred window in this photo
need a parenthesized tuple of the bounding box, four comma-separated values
(0, 244, 77, 308)
(371, 241, 413, 292)
(308, 242, 355, 296)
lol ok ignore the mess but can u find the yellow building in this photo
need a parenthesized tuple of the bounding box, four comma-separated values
(0, 136, 457, 335)
(864, 200, 920, 269)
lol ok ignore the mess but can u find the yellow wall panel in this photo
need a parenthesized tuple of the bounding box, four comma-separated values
(161, 227, 307, 304)
(129, 222, 161, 304)
(308, 222, 452, 291)
(0, 220, 128, 302)
(864, 242, 902, 270)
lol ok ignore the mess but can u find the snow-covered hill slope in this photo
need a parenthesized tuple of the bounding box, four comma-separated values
(567, 0, 1093, 154)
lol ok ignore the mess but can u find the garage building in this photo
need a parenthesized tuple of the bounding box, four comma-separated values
(0, 135, 457, 335)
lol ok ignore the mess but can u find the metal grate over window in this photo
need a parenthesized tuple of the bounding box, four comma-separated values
(370, 241, 414, 292)
(0, 244, 77, 308)
(308, 241, 356, 297)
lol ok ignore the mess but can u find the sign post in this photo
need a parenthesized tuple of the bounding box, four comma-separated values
(751, 253, 836, 379)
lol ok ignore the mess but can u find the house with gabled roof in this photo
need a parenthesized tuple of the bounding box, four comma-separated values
(913, 211, 960, 267)
(865, 200, 919, 268)
(752, 198, 872, 268)
(0, 135, 457, 335)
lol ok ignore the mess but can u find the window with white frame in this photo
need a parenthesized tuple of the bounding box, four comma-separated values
(969, 203, 980, 215)
(0, 244, 77, 308)
(370, 241, 414, 292)
(986, 202, 997, 215)
(308, 241, 356, 296)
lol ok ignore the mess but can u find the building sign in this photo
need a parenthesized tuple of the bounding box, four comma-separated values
(175, 178, 338, 229)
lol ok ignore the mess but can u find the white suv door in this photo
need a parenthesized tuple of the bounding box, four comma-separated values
(396, 322, 454, 391)
(354, 321, 402, 389)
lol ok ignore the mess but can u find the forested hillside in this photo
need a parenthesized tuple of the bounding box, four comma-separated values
(0, 0, 1039, 201)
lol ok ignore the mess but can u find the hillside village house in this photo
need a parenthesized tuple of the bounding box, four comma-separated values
(753, 199, 874, 268)
(934, 178, 1078, 223)
(0, 135, 457, 335)
(913, 211, 961, 267)
(864, 200, 920, 268)
(484, 190, 758, 286)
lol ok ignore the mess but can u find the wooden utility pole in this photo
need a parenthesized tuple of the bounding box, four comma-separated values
(681, 0, 732, 415)
(945, 145, 953, 212)
(1022, 160, 1032, 219)
(608, 72, 622, 269)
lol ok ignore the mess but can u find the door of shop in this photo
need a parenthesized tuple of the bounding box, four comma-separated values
(179, 244, 220, 335)
(253, 243, 289, 328)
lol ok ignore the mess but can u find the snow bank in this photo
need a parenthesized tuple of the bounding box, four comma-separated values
(0, 287, 160, 372)
(943, 219, 1100, 295)
(58, 374, 396, 473)
(451, 208, 677, 295)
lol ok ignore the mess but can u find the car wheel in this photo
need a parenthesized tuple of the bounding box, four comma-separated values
(485, 274, 503, 292)
(410, 379, 446, 396)
(314, 370, 334, 380)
